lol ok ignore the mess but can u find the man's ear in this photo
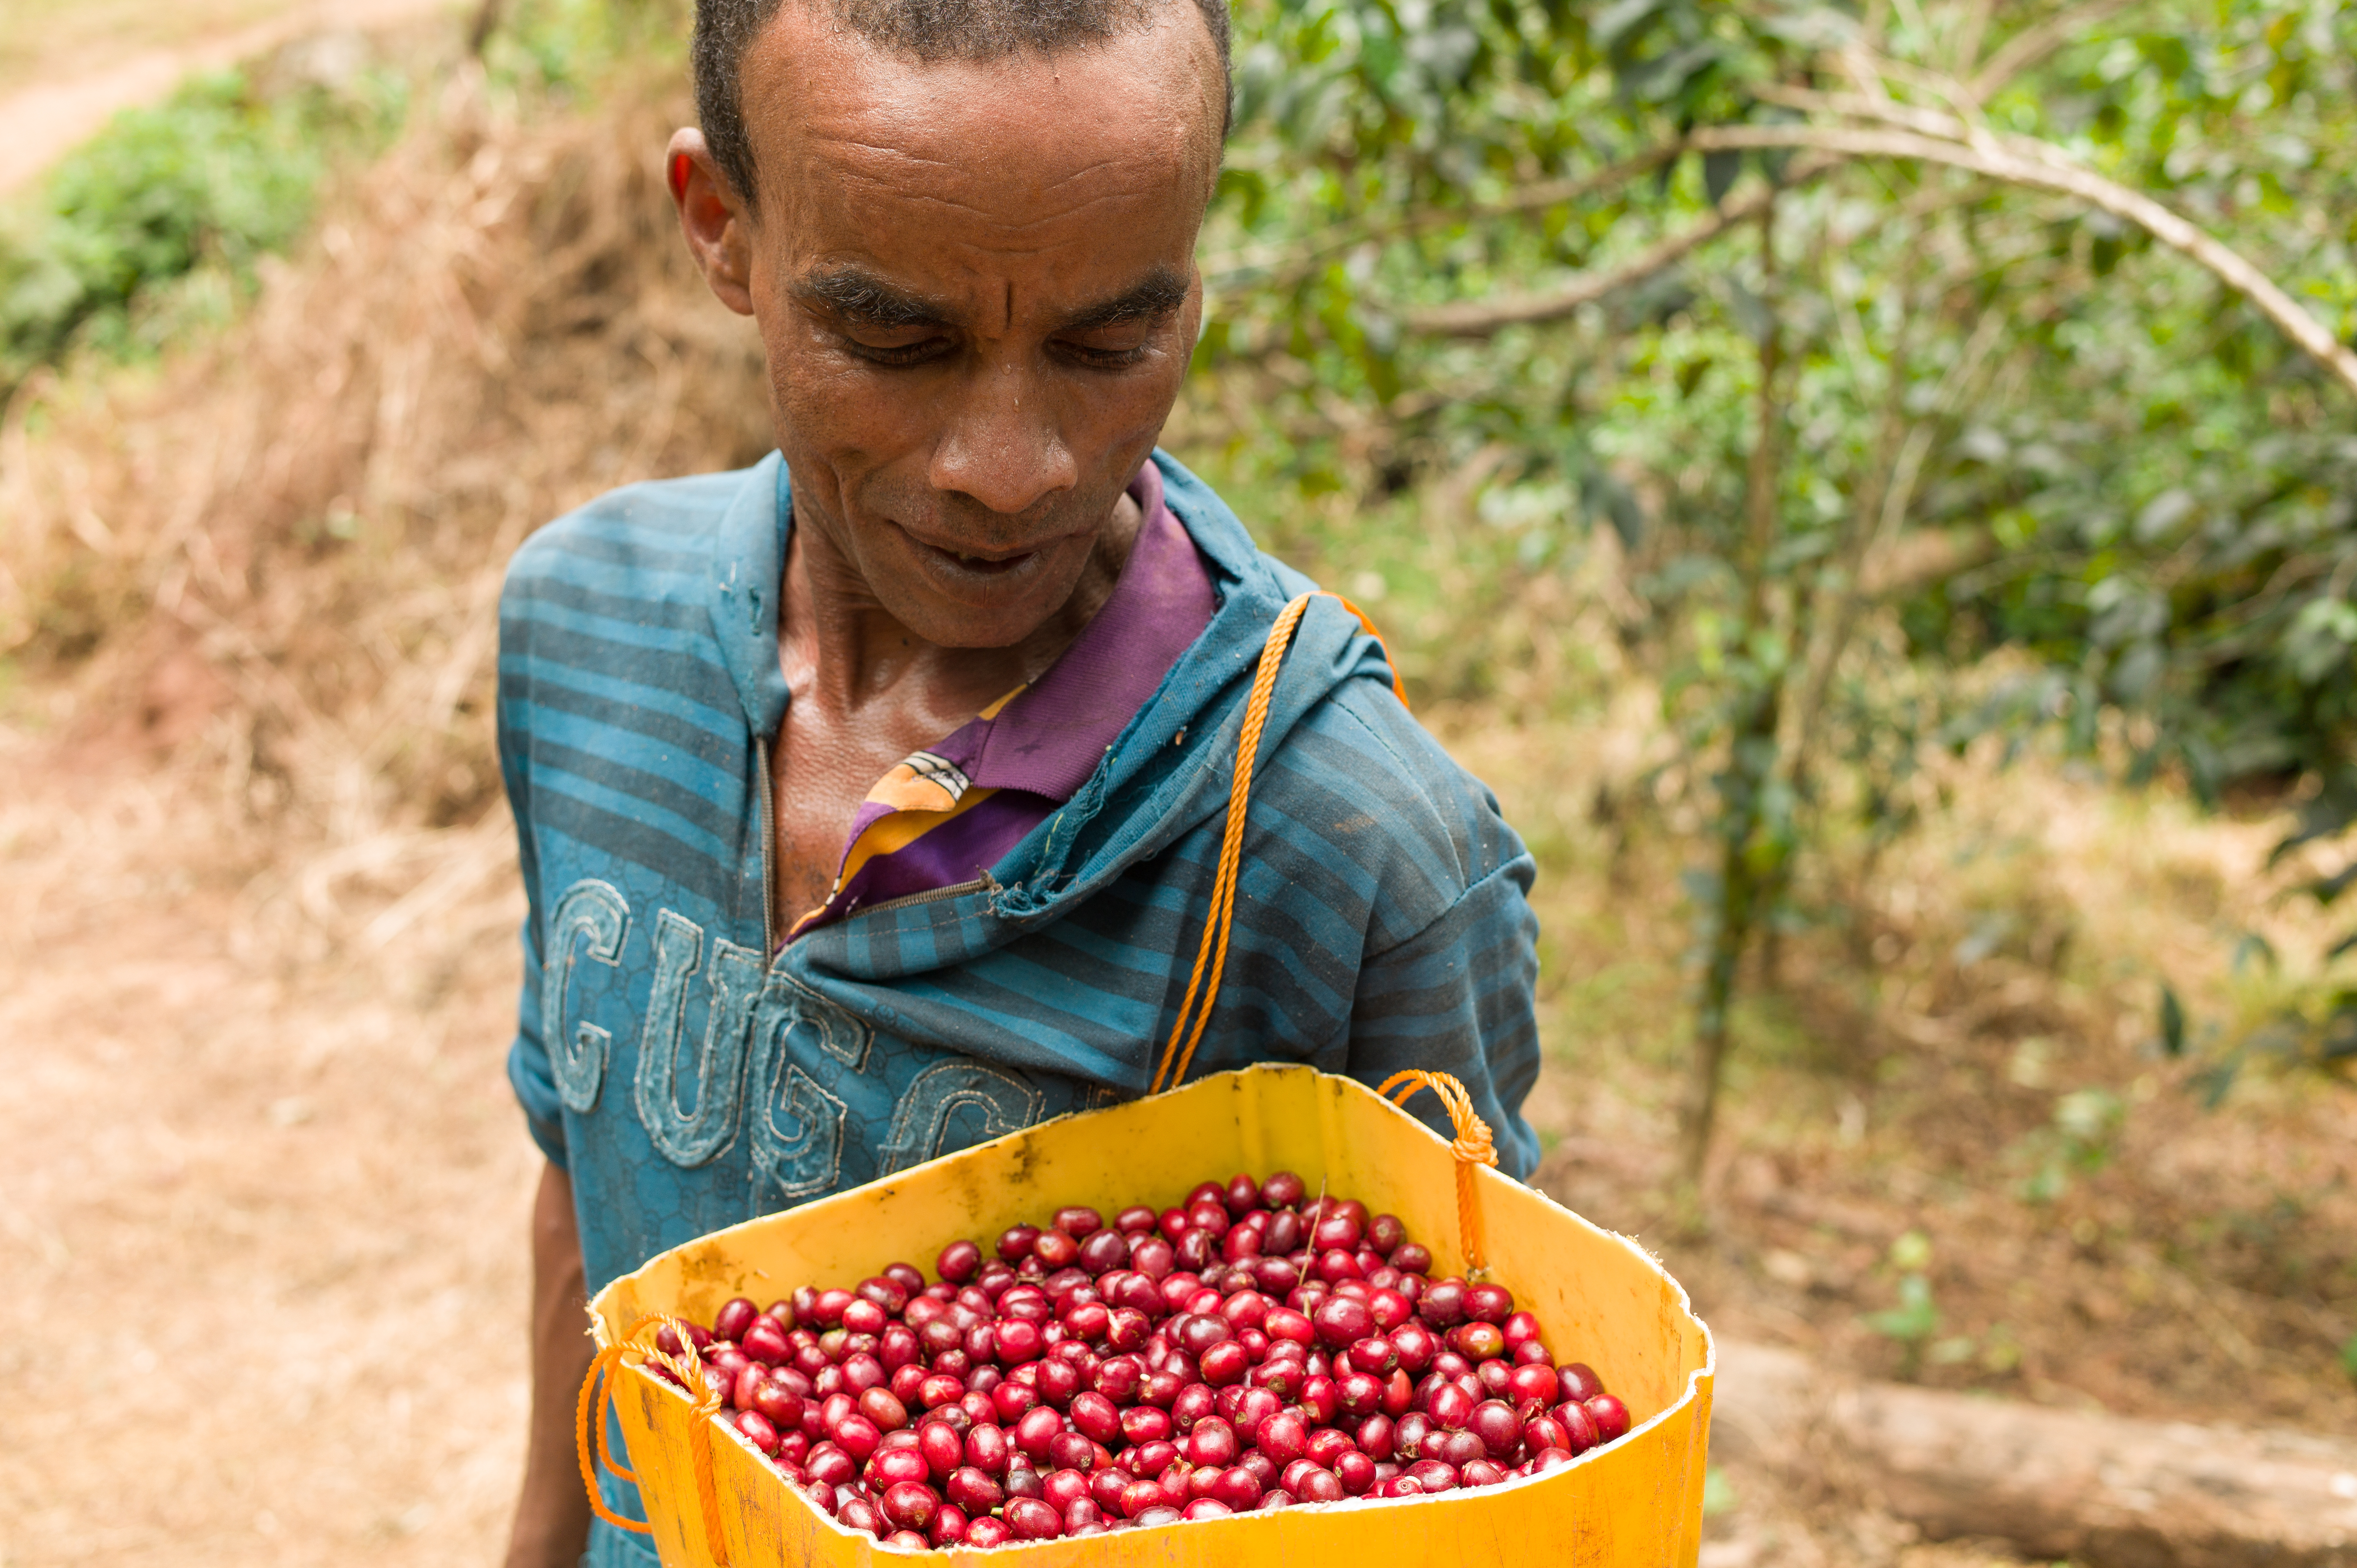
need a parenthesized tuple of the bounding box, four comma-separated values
(667, 128, 755, 317)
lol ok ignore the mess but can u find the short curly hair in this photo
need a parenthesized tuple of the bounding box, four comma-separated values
(691, 0, 1233, 209)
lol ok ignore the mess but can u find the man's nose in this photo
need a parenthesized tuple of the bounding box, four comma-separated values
(928, 356, 1079, 519)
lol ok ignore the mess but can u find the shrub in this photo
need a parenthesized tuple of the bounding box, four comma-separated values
(0, 64, 405, 392)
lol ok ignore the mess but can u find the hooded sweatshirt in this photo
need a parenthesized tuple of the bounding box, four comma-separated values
(498, 449, 1542, 1553)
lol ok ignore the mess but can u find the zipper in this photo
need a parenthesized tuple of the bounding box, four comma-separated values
(855, 878, 989, 918)
(755, 733, 779, 961)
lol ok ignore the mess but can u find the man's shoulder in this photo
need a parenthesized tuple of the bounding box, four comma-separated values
(495, 466, 769, 755)
(1306, 675, 1517, 841)
(1238, 656, 1529, 949)
(504, 466, 760, 600)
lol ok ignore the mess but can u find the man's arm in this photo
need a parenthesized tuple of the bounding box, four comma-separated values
(506, 1160, 596, 1568)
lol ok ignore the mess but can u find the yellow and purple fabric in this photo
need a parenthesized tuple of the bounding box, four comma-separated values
(782, 463, 1217, 944)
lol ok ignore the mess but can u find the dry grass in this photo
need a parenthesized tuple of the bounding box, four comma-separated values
(0, 51, 769, 848)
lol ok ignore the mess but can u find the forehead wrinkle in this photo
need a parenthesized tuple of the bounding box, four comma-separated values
(1037, 156, 1128, 192)
(788, 88, 1201, 187)
(803, 129, 963, 172)
(739, 0, 1225, 217)
(805, 136, 1185, 209)
(803, 173, 1189, 242)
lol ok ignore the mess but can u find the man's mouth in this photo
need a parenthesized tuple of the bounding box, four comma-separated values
(899, 525, 1054, 582)
(927, 543, 1032, 576)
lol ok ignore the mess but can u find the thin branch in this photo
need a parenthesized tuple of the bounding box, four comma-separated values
(1787, 293, 1920, 771)
(1756, 85, 2100, 184)
(1740, 202, 1786, 623)
(1751, 82, 1976, 142)
(1679, 123, 2357, 399)
(1833, 46, 1994, 129)
(1953, 0, 1997, 83)
(1682, 192, 1789, 1187)
(1401, 156, 1843, 336)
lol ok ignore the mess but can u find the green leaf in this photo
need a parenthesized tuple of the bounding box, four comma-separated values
(1582, 471, 1646, 549)
(1703, 147, 1742, 205)
(2307, 861, 2357, 908)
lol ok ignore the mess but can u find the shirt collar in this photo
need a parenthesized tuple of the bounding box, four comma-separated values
(958, 461, 1217, 802)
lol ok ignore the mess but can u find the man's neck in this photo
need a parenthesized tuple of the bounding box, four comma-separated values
(779, 489, 1146, 721)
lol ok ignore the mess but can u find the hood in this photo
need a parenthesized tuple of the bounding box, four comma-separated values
(702, 450, 1402, 1077)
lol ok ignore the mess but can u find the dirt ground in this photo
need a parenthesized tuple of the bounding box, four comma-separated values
(0, 737, 535, 1566)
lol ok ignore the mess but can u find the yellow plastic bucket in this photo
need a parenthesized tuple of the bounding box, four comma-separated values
(588, 1063, 1714, 1566)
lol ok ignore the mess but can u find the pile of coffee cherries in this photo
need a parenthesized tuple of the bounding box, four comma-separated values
(646, 1171, 1632, 1550)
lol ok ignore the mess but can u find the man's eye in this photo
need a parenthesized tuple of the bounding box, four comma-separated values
(1058, 340, 1152, 369)
(843, 335, 950, 367)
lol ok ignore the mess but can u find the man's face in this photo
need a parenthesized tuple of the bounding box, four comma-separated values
(682, 4, 1221, 649)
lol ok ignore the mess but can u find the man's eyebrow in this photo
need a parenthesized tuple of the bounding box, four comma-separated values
(1054, 267, 1189, 334)
(795, 267, 952, 330)
(793, 265, 1190, 335)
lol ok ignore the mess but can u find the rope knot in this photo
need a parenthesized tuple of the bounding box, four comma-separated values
(577, 1313, 734, 1561)
(1452, 1119, 1498, 1171)
(1376, 1069, 1498, 1275)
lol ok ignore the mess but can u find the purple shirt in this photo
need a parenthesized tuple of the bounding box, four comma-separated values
(785, 463, 1216, 942)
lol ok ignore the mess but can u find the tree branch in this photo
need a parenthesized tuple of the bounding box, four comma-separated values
(1678, 124, 2357, 398)
(1400, 156, 1843, 336)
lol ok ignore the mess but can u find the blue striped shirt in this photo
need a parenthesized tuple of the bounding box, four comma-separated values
(502, 450, 1542, 1556)
(500, 453, 1544, 1556)
(502, 449, 1540, 1274)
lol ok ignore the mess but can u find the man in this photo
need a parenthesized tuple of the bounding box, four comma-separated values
(498, 0, 1543, 1562)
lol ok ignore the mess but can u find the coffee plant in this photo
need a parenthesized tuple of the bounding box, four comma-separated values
(1197, 0, 2357, 1173)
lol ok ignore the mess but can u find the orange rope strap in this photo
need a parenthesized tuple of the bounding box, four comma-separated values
(1149, 592, 1408, 1097)
(1377, 1070, 1499, 1277)
(1331, 594, 1411, 712)
(575, 1313, 734, 1563)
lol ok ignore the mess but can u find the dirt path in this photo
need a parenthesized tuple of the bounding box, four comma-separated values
(0, 746, 534, 1567)
(0, 0, 466, 198)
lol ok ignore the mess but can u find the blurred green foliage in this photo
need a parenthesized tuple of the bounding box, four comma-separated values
(0, 0, 678, 399)
(0, 65, 407, 392)
(1196, 0, 2357, 1138)
(1861, 1228, 1942, 1375)
(482, 0, 688, 95)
